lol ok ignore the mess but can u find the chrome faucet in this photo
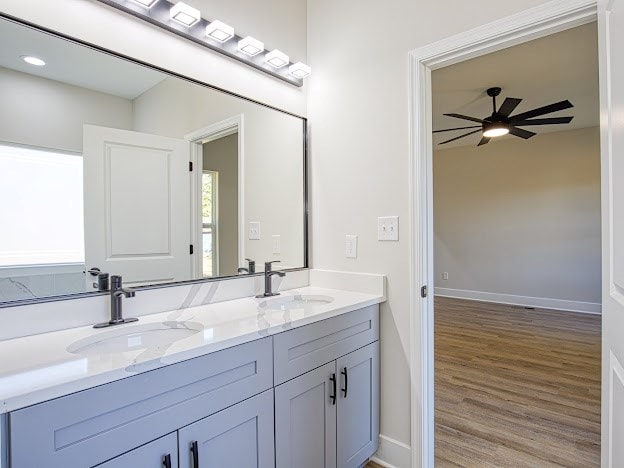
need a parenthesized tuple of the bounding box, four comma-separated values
(94, 275, 138, 328)
(256, 261, 286, 298)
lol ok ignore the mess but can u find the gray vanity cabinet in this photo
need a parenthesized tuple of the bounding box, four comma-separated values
(96, 432, 178, 468)
(178, 389, 275, 468)
(274, 305, 380, 468)
(336, 342, 379, 468)
(274, 362, 338, 468)
(5, 305, 379, 468)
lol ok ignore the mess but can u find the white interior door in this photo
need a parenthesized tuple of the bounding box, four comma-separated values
(83, 125, 191, 286)
(599, 1, 624, 466)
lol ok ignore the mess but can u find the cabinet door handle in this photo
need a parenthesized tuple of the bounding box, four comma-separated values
(163, 453, 172, 468)
(191, 441, 199, 468)
(329, 373, 337, 405)
(341, 366, 348, 398)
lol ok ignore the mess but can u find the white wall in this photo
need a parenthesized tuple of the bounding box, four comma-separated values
(307, 0, 555, 457)
(0, 0, 306, 117)
(0, 66, 132, 152)
(434, 127, 601, 307)
(133, 77, 305, 270)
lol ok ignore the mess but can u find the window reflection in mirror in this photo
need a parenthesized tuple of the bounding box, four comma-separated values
(0, 17, 306, 305)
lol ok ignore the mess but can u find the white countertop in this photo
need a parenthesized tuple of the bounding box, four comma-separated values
(0, 286, 383, 414)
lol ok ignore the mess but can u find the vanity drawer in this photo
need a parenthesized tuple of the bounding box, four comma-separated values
(9, 337, 273, 468)
(273, 305, 379, 385)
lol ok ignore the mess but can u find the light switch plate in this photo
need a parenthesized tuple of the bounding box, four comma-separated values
(272, 235, 281, 254)
(345, 235, 358, 258)
(249, 222, 261, 240)
(378, 216, 399, 241)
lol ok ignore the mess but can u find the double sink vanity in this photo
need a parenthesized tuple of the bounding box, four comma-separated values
(0, 277, 383, 468)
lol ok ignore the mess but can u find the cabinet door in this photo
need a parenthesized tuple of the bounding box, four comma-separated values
(178, 389, 274, 468)
(275, 361, 337, 468)
(337, 342, 379, 468)
(96, 432, 178, 468)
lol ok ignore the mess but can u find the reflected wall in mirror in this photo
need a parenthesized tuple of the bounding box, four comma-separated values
(0, 18, 306, 305)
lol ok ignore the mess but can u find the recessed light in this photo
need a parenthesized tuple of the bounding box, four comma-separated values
(289, 62, 311, 78)
(130, 0, 159, 8)
(483, 123, 510, 138)
(170, 2, 201, 27)
(238, 36, 264, 56)
(206, 20, 234, 42)
(21, 56, 46, 66)
(265, 49, 289, 69)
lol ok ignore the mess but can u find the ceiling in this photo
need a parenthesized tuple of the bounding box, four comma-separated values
(432, 22, 599, 149)
(0, 18, 165, 100)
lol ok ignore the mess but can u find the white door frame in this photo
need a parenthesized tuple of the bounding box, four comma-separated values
(185, 114, 245, 278)
(407, 1, 598, 466)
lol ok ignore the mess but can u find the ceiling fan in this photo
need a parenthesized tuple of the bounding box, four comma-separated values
(434, 87, 574, 146)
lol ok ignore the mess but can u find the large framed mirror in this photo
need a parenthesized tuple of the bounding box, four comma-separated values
(0, 15, 307, 306)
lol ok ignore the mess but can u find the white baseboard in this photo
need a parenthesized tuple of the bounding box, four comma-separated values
(434, 287, 602, 314)
(370, 434, 411, 468)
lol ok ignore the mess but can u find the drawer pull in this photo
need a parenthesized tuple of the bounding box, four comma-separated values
(163, 453, 172, 468)
(191, 441, 199, 468)
(329, 373, 337, 405)
(341, 367, 348, 398)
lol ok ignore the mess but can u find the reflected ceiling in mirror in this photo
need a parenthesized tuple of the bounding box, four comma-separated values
(0, 17, 307, 306)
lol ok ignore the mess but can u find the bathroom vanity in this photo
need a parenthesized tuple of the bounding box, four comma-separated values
(0, 287, 381, 468)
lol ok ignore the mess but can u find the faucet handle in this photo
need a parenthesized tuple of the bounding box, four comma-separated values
(264, 260, 281, 272)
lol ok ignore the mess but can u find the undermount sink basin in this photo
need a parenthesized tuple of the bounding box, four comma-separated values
(259, 294, 334, 311)
(67, 321, 203, 355)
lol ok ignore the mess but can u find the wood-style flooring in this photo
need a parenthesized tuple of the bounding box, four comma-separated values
(435, 297, 601, 467)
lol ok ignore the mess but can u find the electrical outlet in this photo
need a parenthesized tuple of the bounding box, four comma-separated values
(443, 272, 449, 280)
(345, 235, 358, 258)
(377, 216, 399, 241)
(249, 222, 261, 240)
(272, 235, 281, 254)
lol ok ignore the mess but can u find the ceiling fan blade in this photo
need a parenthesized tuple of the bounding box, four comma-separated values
(439, 129, 482, 145)
(478, 136, 491, 146)
(508, 126, 537, 139)
(510, 100, 573, 122)
(514, 116, 574, 126)
(497, 97, 522, 118)
(443, 113, 485, 124)
(433, 125, 481, 133)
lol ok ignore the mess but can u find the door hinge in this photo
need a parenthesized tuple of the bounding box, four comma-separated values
(421, 285, 428, 298)
(189, 244, 194, 255)
(189, 161, 193, 172)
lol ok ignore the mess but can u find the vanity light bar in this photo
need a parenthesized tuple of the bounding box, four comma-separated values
(169, 2, 201, 27)
(97, 0, 309, 86)
(205, 20, 234, 42)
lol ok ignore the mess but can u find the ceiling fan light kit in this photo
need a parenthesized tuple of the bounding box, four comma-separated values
(435, 86, 575, 146)
(482, 122, 510, 138)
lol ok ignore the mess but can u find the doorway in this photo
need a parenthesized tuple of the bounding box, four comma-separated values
(187, 115, 245, 280)
(430, 23, 601, 465)
(407, 2, 604, 466)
